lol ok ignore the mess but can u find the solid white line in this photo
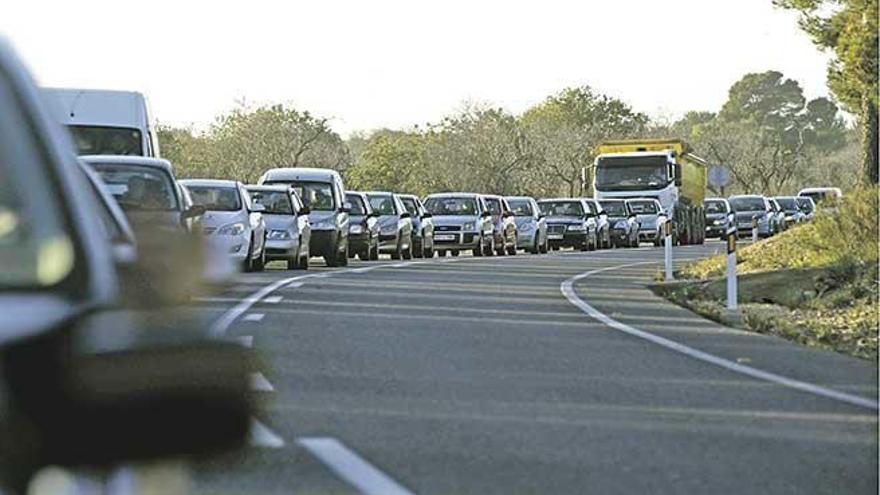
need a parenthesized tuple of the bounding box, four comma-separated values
(297, 437, 415, 495)
(250, 372, 275, 392)
(249, 419, 285, 448)
(561, 262, 879, 411)
(236, 335, 253, 348)
(243, 313, 265, 322)
(263, 295, 283, 304)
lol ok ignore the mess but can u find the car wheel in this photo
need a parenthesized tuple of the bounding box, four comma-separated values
(242, 235, 255, 272)
(438, 249, 447, 257)
(391, 236, 403, 260)
(423, 243, 433, 258)
(403, 237, 413, 260)
(451, 250, 459, 257)
(296, 252, 310, 270)
(287, 248, 298, 270)
(370, 241, 379, 261)
(413, 241, 424, 258)
(473, 236, 483, 257)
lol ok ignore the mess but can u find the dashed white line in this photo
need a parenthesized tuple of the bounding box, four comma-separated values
(287, 281, 305, 288)
(243, 313, 265, 322)
(263, 295, 283, 304)
(561, 262, 879, 411)
(250, 372, 275, 392)
(249, 419, 285, 448)
(297, 437, 415, 495)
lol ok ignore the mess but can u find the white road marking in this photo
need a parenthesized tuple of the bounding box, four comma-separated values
(249, 419, 285, 448)
(243, 313, 265, 322)
(250, 372, 275, 392)
(297, 437, 415, 495)
(561, 262, 879, 411)
(263, 295, 283, 304)
(236, 335, 254, 348)
(287, 281, 305, 288)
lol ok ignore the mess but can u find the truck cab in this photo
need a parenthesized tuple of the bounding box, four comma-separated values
(593, 139, 706, 245)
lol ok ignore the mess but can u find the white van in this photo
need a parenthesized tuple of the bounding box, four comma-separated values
(43, 88, 160, 157)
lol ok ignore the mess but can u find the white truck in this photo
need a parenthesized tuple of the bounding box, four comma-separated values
(592, 139, 707, 245)
(43, 88, 160, 157)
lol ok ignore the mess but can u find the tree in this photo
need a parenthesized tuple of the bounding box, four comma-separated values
(345, 129, 426, 194)
(774, 0, 879, 183)
(521, 86, 649, 196)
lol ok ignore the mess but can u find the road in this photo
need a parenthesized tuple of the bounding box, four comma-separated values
(191, 241, 878, 495)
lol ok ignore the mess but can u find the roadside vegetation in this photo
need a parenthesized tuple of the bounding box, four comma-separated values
(656, 188, 879, 359)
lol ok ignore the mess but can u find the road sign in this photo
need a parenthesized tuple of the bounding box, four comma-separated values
(708, 166, 731, 188)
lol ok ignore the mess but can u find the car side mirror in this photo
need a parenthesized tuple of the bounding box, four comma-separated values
(400, 211, 412, 219)
(673, 164, 683, 186)
(298, 206, 311, 216)
(538, 214, 546, 220)
(182, 204, 206, 219)
(422, 212, 433, 219)
(502, 211, 513, 218)
(480, 211, 491, 218)
(250, 203, 266, 213)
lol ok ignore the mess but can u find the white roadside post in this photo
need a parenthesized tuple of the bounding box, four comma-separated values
(726, 224, 737, 310)
(751, 216, 759, 243)
(664, 220, 673, 281)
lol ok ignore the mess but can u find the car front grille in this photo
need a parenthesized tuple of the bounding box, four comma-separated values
(547, 225, 566, 234)
(435, 225, 460, 232)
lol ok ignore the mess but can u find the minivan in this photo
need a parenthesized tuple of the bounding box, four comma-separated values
(258, 167, 350, 266)
(43, 88, 160, 157)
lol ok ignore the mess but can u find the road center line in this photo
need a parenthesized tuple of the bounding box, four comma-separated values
(250, 372, 275, 392)
(249, 419, 285, 448)
(297, 437, 416, 495)
(243, 313, 265, 322)
(561, 262, 879, 411)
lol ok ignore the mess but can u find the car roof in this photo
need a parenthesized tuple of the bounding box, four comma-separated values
(480, 194, 503, 200)
(729, 194, 765, 199)
(425, 192, 480, 199)
(774, 196, 797, 200)
(704, 197, 729, 202)
(505, 195, 534, 201)
(597, 198, 626, 203)
(246, 184, 290, 192)
(625, 198, 659, 203)
(80, 154, 173, 172)
(539, 197, 584, 203)
(262, 167, 342, 182)
(179, 178, 240, 188)
(345, 190, 368, 197)
(363, 191, 395, 196)
(396, 193, 418, 200)
(798, 187, 841, 193)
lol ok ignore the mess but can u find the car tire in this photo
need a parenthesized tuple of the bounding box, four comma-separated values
(473, 236, 483, 257)
(369, 241, 379, 261)
(530, 235, 540, 254)
(296, 252, 309, 270)
(391, 236, 403, 260)
(451, 250, 459, 257)
(253, 243, 266, 271)
(403, 236, 413, 260)
(423, 243, 433, 258)
(413, 241, 424, 258)
(484, 236, 495, 257)
(438, 249, 447, 257)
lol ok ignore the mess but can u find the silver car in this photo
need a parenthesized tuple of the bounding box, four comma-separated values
(181, 179, 268, 272)
(366, 191, 414, 259)
(774, 196, 806, 227)
(247, 185, 312, 270)
(627, 198, 665, 246)
(729, 195, 777, 238)
(423, 193, 495, 256)
(505, 196, 548, 254)
(796, 196, 817, 220)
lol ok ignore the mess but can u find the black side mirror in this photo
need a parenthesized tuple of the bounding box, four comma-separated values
(481, 211, 491, 218)
(674, 164, 683, 187)
(422, 212, 433, 219)
(400, 211, 412, 219)
(298, 205, 311, 216)
(503, 211, 514, 218)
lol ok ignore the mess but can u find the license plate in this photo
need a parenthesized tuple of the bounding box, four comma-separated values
(548, 234, 563, 240)
(435, 234, 457, 241)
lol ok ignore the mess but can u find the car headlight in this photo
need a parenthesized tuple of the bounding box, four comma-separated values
(567, 223, 586, 232)
(519, 222, 534, 232)
(713, 219, 725, 226)
(350, 224, 364, 234)
(217, 222, 246, 236)
(267, 229, 291, 240)
(463, 221, 476, 231)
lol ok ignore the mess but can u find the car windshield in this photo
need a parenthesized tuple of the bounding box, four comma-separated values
(249, 190, 293, 214)
(628, 200, 658, 214)
(485, 198, 502, 215)
(69, 125, 143, 156)
(598, 201, 627, 216)
(729, 197, 766, 212)
(346, 194, 368, 215)
(278, 181, 336, 211)
(424, 197, 478, 216)
(539, 201, 584, 217)
(705, 200, 728, 214)
(776, 197, 798, 211)
(368, 194, 396, 215)
(507, 199, 534, 216)
(400, 197, 419, 215)
(186, 185, 242, 212)
(796, 197, 815, 212)
(595, 155, 668, 191)
(90, 164, 178, 211)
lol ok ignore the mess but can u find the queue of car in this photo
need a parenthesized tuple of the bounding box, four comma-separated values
(703, 191, 822, 239)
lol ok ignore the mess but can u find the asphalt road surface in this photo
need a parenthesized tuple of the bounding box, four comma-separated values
(191, 241, 878, 495)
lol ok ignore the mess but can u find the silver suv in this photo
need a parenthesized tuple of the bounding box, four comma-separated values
(423, 193, 494, 256)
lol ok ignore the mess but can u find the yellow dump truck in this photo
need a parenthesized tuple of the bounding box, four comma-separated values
(592, 139, 708, 245)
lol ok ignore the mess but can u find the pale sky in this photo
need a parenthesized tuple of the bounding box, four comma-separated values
(7, 0, 831, 136)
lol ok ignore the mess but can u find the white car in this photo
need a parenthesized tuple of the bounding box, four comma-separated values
(181, 179, 267, 272)
(247, 185, 312, 270)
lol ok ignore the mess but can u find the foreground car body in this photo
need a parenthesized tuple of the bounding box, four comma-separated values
(423, 193, 494, 256)
(505, 196, 548, 254)
(181, 179, 267, 271)
(247, 185, 311, 269)
(537, 198, 597, 251)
